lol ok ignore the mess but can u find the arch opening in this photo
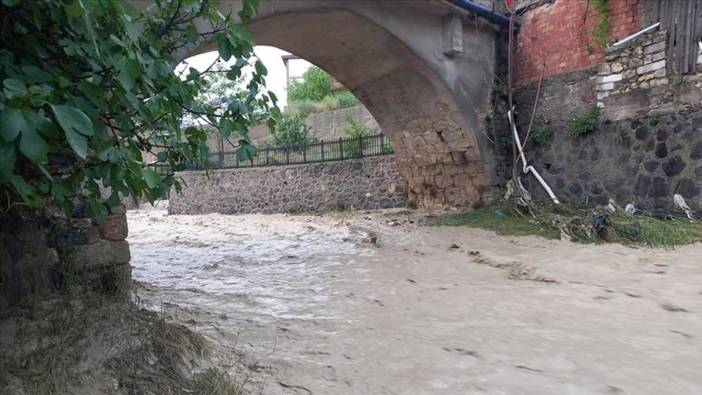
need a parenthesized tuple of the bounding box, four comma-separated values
(194, 3, 493, 208)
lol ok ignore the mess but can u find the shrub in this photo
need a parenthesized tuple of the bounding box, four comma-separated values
(288, 66, 332, 102)
(334, 91, 359, 108)
(314, 96, 341, 112)
(286, 99, 316, 116)
(344, 115, 377, 138)
(531, 123, 554, 145)
(270, 113, 316, 148)
(342, 116, 377, 158)
(568, 106, 600, 137)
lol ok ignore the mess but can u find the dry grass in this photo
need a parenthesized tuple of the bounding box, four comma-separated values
(1, 294, 245, 395)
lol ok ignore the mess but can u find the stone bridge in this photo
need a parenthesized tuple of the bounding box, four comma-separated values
(139, 0, 503, 208)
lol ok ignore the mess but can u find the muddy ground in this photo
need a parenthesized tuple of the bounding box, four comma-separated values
(128, 208, 702, 395)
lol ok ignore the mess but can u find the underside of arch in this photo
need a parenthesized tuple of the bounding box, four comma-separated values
(213, 4, 493, 208)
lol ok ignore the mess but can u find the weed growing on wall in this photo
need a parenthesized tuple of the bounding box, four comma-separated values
(588, 0, 611, 51)
(531, 123, 554, 145)
(568, 107, 600, 137)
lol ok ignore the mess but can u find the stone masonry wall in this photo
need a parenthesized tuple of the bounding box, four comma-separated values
(523, 110, 702, 210)
(169, 156, 407, 214)
(511, 25, 702, 211)
(598, 30, 702, 121)
(0, 205, 131, 308)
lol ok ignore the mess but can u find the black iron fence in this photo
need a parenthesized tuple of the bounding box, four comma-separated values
(186, 133, 393, 170)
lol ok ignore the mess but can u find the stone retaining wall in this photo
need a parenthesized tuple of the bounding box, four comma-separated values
(0, 205, 131, 308)
(169, 156, 407, 214)
(523, 110, 702, 209)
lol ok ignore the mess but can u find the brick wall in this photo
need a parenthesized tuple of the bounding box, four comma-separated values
(514, 0, 644, 85)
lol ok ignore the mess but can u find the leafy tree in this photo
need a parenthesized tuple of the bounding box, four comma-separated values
(288, 66, 332, 102)
(0, 0, 276, 221)
(269, 113, 315, 148)
(287, 66, 358, 113)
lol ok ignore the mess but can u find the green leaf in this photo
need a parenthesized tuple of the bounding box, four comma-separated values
(254, 60, 267, 76)
(237, 141, 258, 161)
(64, 128, 88, 159)
(0, 141, 16, 165)
(218, 37, 232, 61)
(51, 104, 94, 136)
(21, 66, 52, 83)
(9, 174, 37, 204)
(142, 167, 160, 188)
(118, 59, 136, 90)
(0, 108, 26, 142)
(3, 78, 26, 98)
(124, 20, 140, 42)
(18, 127, 48, 163)
(220, 118, 233, 138)
(88, 198, 108, 224)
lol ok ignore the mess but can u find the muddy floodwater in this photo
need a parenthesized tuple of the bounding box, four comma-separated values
(127, 209, 702, 395)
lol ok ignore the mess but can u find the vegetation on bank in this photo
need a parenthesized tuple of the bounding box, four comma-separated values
(430, 204, 702, 247)
(286, 66, 359, 116)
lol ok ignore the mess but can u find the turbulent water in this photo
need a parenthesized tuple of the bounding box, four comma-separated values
(128, 209, 702, 395)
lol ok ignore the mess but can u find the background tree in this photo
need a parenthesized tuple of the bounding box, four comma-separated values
(269, 113, 316, 149)
(286, 66, 358, 116)
(0, 0, 276, 220)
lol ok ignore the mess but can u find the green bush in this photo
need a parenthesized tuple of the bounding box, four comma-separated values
(531, 123, 554, 145)
(270, 113, 316, 148)
(288, 66, 332, 102)
(334, 91, 359, 108)
(287, 66, 360, 113)
(342, 116, 378, 158)
(568, 106, 600, 137)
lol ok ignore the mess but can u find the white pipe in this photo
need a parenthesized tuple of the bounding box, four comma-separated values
(507, 109, 560, 204)
(610, 22, 661, 48)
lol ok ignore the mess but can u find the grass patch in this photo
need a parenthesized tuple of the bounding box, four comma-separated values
(617, 216, 702, 247)
(430, 204, 702, 247)
(430, 205, 561, 240)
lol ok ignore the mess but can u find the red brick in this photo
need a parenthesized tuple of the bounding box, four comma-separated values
(513, 0, 644, 84)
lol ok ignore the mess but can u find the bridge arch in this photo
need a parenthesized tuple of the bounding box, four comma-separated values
(196, 0, 499, 208)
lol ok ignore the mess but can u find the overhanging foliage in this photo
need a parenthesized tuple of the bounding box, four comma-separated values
(0, 0, 276, 221)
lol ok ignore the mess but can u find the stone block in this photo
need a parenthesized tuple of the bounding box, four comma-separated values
(597, 74, 623, 84)
(644, 41, 666, 54)
(652, 51, 666, 62)
(67, 239, 131, 269)
(98, 214, 128, 241)
(629, 58, 643, 68)
(109, 204, 126, 215)
(639, 73, 655, 82)
(637, 60, 666, 75)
